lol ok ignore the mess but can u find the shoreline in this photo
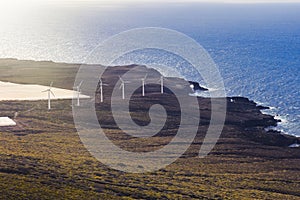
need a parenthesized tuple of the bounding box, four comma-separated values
(0, 58, 299, 199)
(0, 58, 298, 145)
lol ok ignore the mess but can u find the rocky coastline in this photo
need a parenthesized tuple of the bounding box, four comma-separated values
(0, 59, 299, 199)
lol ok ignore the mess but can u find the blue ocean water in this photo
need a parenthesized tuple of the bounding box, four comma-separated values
(0, 3, 299, 136)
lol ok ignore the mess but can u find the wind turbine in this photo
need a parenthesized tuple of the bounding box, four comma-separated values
(141, 74, 148, 96)
(160, 76, 164, 94)
(42, 82, 55, 110)
(73, 81, 83, 106)
(119, 76, 130, 100)
(99, 79, 108, 102)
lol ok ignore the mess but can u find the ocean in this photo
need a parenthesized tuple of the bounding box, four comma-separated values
(0, 2, 299, 136)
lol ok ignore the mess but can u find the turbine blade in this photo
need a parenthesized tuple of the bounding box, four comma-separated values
(100, 79, 109, 86)
(78, 81, 83, 88)
(157, 76, 163, 83)
(119, 83, 123, 89)
(50, 81, 53, 88)
(50, 90, 55, 97)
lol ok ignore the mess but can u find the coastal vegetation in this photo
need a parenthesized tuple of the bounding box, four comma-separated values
(0, 59, 299, 199)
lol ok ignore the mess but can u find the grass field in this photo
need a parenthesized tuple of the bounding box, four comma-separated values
(0, 59, 299, 199)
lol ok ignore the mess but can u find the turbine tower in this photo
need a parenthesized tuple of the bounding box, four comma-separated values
(73, 81, 83, 106)
(160, 76, 164, 94)
(42, 82, 55, 110)
(141, 74, 147, 96)
(119, 76, 130, 100)
(99, 79, 108, 102)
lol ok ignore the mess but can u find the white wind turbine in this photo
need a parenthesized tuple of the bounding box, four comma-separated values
(160, 76, 164, 94)
(42, 82, 55, 110)
(73, 81, 83, 106)
(99, 79, 108, 102)
(119, 76, 130, 100)
(141, 74, 148, 96)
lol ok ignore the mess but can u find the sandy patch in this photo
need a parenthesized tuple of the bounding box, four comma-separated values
(0, 81, 90, 101)
(0, 117, 16, 126)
